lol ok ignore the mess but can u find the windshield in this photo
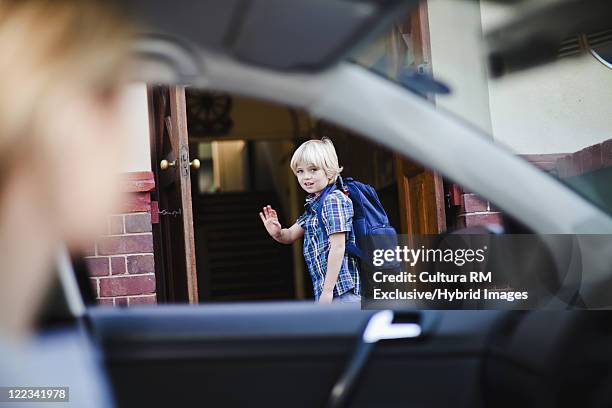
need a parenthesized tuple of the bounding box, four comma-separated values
(349, 1, 612, 219)
(71, 0, 612, 308)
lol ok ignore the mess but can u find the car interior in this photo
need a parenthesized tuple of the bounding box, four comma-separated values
(39, 259, 612, 407)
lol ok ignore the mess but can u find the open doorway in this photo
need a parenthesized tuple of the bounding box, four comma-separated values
(185, 90, 405, 302)
(186, 91, 306, 301)
(190, 138, 299, 301)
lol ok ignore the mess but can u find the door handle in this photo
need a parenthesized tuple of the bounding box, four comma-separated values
(160, 159, 200, 171)
(160, 159, 176, 170)
(190, 159, 201, 170)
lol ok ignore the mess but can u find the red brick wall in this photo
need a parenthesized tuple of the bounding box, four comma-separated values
(455, 191, 502, 230)
(85, 172, 157, 306)
(554, 139, 612, 177)
(450, 153, 568, 230)
(449, 140, 612, 231)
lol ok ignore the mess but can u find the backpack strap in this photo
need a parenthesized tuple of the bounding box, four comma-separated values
(346, 242, 363, 259)
(315, 183, 336, 233)
(316, 177, 363, 260)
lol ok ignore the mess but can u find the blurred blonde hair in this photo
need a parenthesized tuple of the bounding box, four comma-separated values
(0, 0, 131, 193)
(290, 137, 343, 184)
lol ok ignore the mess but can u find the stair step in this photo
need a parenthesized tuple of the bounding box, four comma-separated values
(210, 282, 292, 294)
(203, 239, 284, 250)
(206, 291, 294, 301)
(210, 268, 290, 280)
(200, 230, 270, 241)
(206, 257, 290, 269)
(195, 217, 268, 224)
(210, 277, 290, 287)
(196, 214, 264, 224)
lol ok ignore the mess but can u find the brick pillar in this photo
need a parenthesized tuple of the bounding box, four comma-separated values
(456, 191, 502, 229)
(85, 172, 157, 306)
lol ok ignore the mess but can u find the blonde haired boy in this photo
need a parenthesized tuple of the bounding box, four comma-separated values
(259, 138, 361, 303)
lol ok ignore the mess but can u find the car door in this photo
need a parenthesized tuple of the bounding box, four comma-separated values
(87, 304, 502, 408)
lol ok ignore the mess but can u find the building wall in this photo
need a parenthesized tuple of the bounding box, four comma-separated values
(190, 96, 310, 142)
(427, 0, 493, 135)
(85, 209, 156, 306)
(119, 84, 152, 172)
(85, 84, 156, 306)
(456, 191, 502, 230)
(212, 140, 248, 191)
(480, 3, 612, 155)
(426, 0, 612, 230)
(428, 1, 612, 155)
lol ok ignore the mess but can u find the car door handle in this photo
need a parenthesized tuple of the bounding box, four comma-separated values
(329, 311, 422, 408)
(362, 310, 422, 343)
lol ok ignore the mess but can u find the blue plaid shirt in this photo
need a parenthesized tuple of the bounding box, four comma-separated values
(296, 188, 360, 300)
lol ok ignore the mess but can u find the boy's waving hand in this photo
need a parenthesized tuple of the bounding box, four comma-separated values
(260, 205, 304, 244)
(260, 205, 281, 238)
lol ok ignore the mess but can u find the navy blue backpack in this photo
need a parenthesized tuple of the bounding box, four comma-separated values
(316, 176, 399, 271)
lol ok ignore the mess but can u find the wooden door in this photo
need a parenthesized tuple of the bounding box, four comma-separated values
(395, 0, 446, 235)
(149, 86, 199, 303)
(395, 158, 446, 234)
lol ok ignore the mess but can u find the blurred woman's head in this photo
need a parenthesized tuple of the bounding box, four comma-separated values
(0, 0, 132, 337)
(0, 0, 133, 244)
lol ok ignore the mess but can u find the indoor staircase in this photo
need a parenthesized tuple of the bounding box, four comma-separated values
(192, 192, 295, 301)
